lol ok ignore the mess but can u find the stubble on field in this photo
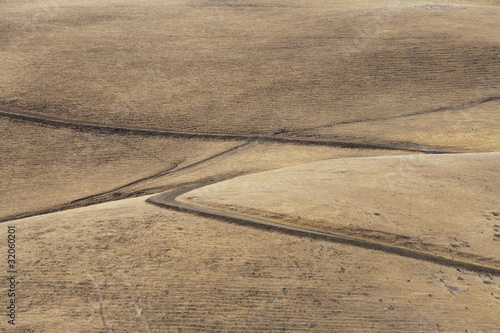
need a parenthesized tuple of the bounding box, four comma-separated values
(0, 197, 498, 332)
(1, 0, 498, 147)
(179, 152, 500, 267)
(0, 0, 499, 331)
(0, 117, 243, 219)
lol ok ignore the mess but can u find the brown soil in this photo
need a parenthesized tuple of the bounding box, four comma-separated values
(0, 117, 243, 219)
(122, 141, 415, 199)
(291, 99, 500, 152)
(0, 115, 415, 222)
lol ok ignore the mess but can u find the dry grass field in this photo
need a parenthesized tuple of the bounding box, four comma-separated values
(1, 0, 498, 139)
(0, 197, 498, 332)
(0, 117, 244, 220)
(288, 98, 500, 152)
(0, 115, 413, 222)
(121, 142, 414, 200)
(178, 152, 500, 267)
(1, 0, 499, 331)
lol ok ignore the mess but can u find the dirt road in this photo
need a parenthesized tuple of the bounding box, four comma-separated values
(0, 106, 460, 153)
(147, 182, 500, 276)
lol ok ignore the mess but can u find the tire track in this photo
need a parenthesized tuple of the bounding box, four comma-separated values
(68, 139, 257, 205)
(147, 182, 500, 276)
(285, 96, 500, 135)
(0, 106, 460, 154)
(0, 139, 257, 223)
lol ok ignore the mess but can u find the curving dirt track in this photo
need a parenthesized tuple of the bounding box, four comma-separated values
(5, 195, 499, 332)
(0, 106, 461, 153)
(0, 137, 255, 223)
(0, 113, 416, 223)
(147, 182, 500, 276)
(2, 0, 499, 331)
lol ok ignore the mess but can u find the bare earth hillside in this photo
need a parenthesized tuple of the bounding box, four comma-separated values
(0, 0, 499, 331)
(1, 0, 498, 139)
(0, 197, 498, 332)
(0, 117, 243, 219)
(179, 152, 500, 267)
(0, 115, 413, 222)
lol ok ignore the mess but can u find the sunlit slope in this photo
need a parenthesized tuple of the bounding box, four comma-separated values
(1, 196, 498, 332)
(289, 99, 500, 152)
(1, 0, 498, 142)
(120, 142, 414, 200)
(179, 152, 500, 266)
(0, 118, 241, 219)
(0, 116, 414, 221)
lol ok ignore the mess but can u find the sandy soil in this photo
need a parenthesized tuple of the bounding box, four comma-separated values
(0, 197, 498, 332)
(179, 152, 500, 267)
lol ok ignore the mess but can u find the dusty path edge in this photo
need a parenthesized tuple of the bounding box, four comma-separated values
(287, 96, 500, 134)
(0, 106, 460, 154)
(147, 182, 500, 276)
(0, 140, 257, 223)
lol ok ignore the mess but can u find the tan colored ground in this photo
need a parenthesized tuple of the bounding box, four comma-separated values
(0, 117, 243, 219)
(1, 0, 498, 142)
(0, 197, 498, 332)
(290, 99, 500, 152)
(0, 115, 413, 221)
(123, 142, 414, 198)
(1, 0, 499, 331)
(179, 153, 500, 267)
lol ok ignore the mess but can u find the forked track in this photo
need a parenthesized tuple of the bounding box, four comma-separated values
(3, 106, 497, 274)
(0, 106, 459, 154)
(0, 139, 257, 223)
(147, 182, 500, 276)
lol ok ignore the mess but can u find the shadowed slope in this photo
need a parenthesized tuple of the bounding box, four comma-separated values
(0, 117, 242, 219)
(1, 0, 498, 142)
